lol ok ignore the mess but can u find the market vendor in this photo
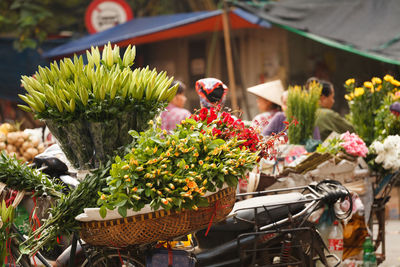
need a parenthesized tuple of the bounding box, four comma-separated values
(160, 80, 191, 132)
(247, 80, 284, 130)
(195, 78, 228, 108)
(315, 79, 354, 141)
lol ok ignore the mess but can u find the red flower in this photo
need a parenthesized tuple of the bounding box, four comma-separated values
(212, 128, 222, 136)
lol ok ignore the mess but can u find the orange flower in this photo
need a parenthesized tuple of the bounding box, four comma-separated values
(100, 194, 106, 200)
(199, 160, 204, 165)
(174, 152, 180, 157)
(124, 174, 130, 179)
(131, 187, 138, 192)
(187, 180, 198, 189)
(184, 165, 189, 169)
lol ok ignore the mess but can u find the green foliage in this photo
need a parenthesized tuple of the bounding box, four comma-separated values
(285, 83, 321, 144)
(0, 151, 63, 198)
(316, 137, 343, 155)
(23, 164, 110, 255)
(98, 118, 258, 218)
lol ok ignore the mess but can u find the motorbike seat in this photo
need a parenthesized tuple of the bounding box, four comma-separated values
(195, 192, 307, 260)
(213, 192, 306, 232)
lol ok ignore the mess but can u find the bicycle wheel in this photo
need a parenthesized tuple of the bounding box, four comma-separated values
(81, 250, 145, 267)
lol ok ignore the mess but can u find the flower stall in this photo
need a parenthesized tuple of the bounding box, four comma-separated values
(0, 42, 290, 261)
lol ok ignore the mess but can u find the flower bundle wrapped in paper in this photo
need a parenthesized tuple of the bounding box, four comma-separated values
(18, 43, 178, 169)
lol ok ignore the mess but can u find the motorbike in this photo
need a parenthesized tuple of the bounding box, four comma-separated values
(53, 179, 351, 267)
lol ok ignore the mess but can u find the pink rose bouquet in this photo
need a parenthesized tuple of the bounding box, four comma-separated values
(317, 131, 368, 158)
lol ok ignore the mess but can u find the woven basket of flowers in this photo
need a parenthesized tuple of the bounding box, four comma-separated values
(77, 106, 287, 247)
(80, 186, 235, 247)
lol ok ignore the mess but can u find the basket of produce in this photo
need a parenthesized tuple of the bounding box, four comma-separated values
(80, 186, 236, 247)
(75, 107, 287, 247)
(0, 123, 46, 163)
(18, 43, 179, 169)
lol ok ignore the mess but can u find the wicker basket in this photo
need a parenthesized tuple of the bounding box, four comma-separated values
(80, 186, 236, 247)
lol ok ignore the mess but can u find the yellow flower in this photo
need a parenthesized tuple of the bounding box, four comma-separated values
(345, 78, 355, 86)
(371, 77, 382, 84)
(384, 74, 394, 82)
(370, 87, 374, 93)
(198, 160, 204, 165)
(363, 81, 373, 89)
(344, 94, 352, 101)
(391, 79, 400, 87)
(376, 85, 382, 92)
(153, 147, 158, 153)
(354, 87, 365, 97)
(100, 194, 106, 200)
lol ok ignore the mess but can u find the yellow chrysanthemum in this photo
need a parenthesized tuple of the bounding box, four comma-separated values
(363, 81, 373, 89)
(345, 78, 355, 86)
(371, 77, 382, 84)
(354, 87, 365, 97)
(384, 74, 394, 82)
(391, 79, 400, 87)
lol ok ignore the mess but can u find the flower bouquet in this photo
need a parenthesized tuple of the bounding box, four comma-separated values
(369, 135, 400, 174)
(344, 75, 399, 145)
(285, 82, 321, 145)
(317, 131, 368, 161)
(97, 106, 278, 217)
(77, 107, 286, 246)
(18, 43, 178, 169)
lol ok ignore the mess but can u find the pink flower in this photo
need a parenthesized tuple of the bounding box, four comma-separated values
(340, 131, 368, 157)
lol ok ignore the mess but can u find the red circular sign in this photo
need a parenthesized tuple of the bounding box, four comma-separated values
(85, 0, 133, 34)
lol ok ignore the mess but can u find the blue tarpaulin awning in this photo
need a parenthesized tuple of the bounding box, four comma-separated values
(43, 8, 271, 59)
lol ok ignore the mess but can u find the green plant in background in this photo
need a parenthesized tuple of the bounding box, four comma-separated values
(344, 75, 399, 145)
(285, 83, 321, 145)
(18, 43, 179, 169)
(0, 200, 15, 264)
(374, 93, 400, 141)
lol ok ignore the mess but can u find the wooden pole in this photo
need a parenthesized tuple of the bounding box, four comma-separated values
(222, 1, 239, 111)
